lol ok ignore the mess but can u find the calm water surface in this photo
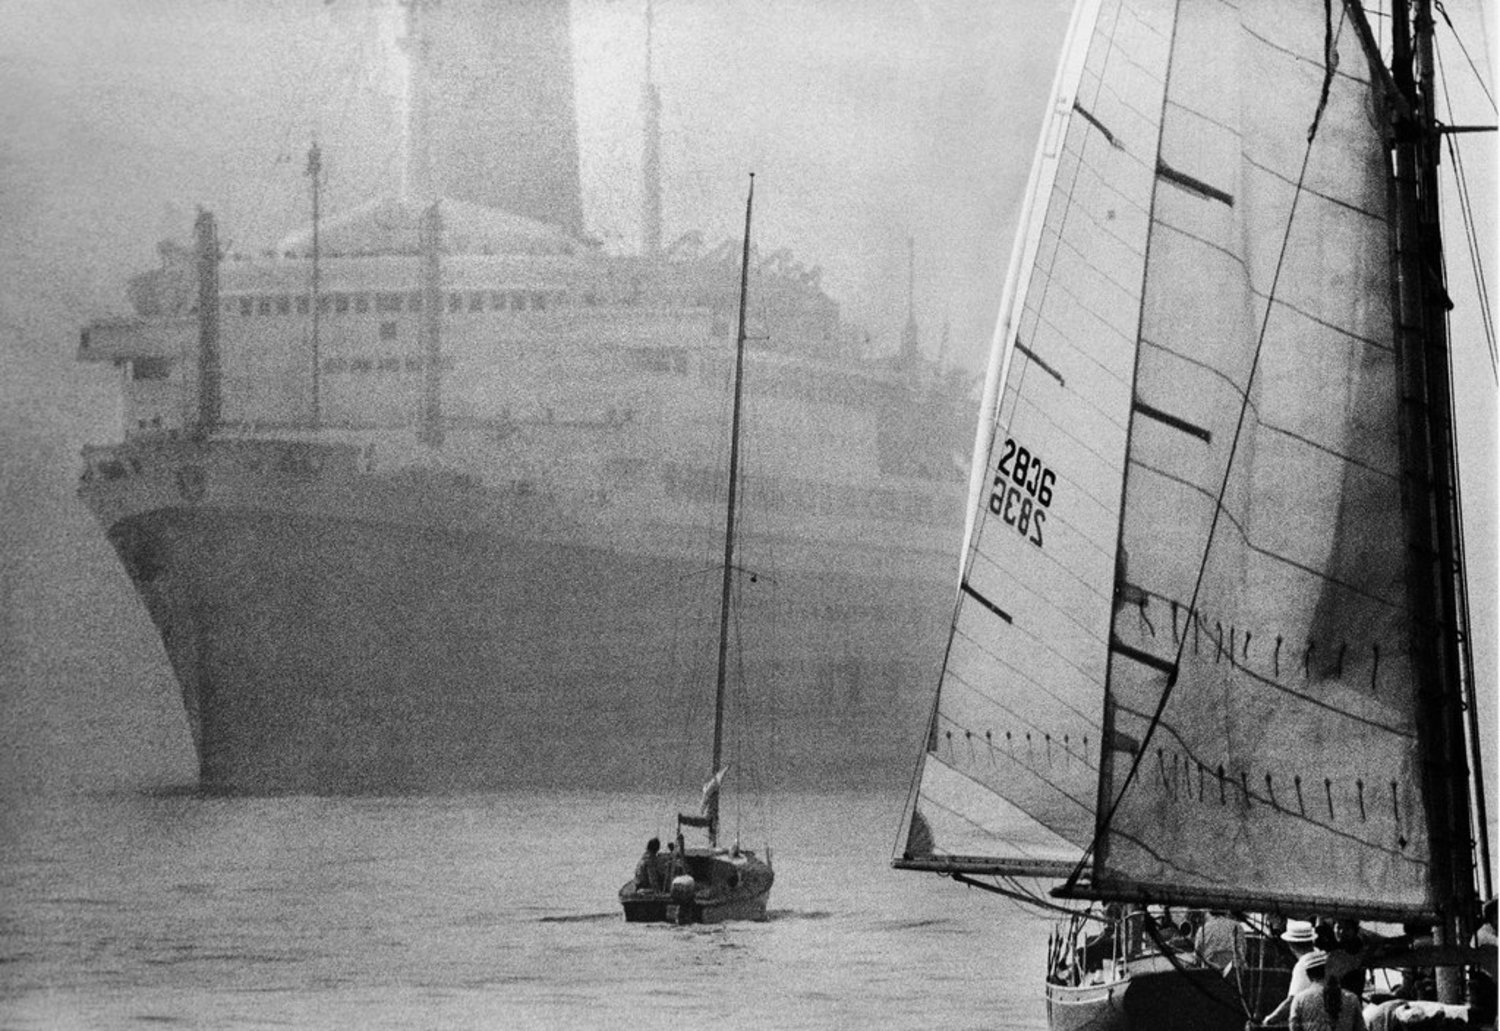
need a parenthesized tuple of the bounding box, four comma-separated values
(0, 790, 1051, 1029)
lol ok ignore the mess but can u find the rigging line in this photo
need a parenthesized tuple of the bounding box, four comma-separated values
(1432, 0, 1497, 113)
(950, 871, 1090, 917)
(1081, 5, 1356, 888)
(1140, 919, 1258, 1022)
(1434, 38, 1498, 377)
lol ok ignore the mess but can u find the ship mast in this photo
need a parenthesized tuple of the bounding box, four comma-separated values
(307, 140, 322, 429)
(193, 209, 221, 439)
(708, 172, 755, 849)
(1382, 0, 1481, 1004)
(401, 0, 444, 446)
(641, 0, 663, 258)
(399, 0, 435, 204)
(900, 236, 919, 362)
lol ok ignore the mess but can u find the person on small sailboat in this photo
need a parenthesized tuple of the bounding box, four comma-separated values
(634, 838, 665, 892)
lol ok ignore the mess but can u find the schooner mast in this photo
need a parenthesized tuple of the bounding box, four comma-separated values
(1379, 0, 1484, 997)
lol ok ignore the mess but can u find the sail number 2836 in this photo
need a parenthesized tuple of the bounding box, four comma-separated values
(989, 438, 1054, 548)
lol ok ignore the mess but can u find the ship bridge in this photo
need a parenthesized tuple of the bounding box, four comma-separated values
(274, 196, 593, 260)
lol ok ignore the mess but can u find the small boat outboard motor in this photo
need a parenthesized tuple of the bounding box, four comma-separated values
(669, 874, 697, 925)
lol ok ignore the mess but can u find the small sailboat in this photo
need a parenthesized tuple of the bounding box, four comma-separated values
(619, 174, 774, 926)
(894, 0, 1494, 1028)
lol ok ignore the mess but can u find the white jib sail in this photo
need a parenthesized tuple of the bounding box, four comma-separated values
(897, 0, 1174, 876)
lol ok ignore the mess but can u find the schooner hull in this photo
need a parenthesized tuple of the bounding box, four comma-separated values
(1046, 978, 1128, 1031)
(1047, 955, 1290, 1031)
(82, 441, 952, 794)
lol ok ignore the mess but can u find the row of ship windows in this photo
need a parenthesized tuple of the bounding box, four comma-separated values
(659, 461, 948, 525)
(320, 355, 458, 374)
(223, 288, 681, 318)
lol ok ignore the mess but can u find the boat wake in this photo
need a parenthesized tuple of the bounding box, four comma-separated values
(763, 908, 836, 922)
(537, 912, 618, 924)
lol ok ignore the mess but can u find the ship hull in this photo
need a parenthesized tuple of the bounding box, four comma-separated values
(82, 438, 954, 793)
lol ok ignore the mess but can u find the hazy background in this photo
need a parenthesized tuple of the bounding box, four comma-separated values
(0, 0, 1493, 844)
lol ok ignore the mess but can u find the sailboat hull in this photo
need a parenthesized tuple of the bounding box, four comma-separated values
(618, 849, 773, 925)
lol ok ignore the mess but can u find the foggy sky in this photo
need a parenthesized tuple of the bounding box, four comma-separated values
(0, 0, 1494, 828)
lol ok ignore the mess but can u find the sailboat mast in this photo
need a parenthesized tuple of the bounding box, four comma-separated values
(709, 173, 755, 847)
(1385, 0, 1479, 998)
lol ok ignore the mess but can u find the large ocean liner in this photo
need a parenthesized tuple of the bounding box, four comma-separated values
(75, 1, 972, 792)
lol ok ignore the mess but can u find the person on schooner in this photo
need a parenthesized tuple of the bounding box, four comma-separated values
(1261, 919, 1328, 1028)
(1196, 910, 1248, 973)
(1287, 952, 1365, 1031)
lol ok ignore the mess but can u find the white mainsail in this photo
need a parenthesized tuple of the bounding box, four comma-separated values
(1089, 1, 1435, 918)
(895, 0, 1173, 876)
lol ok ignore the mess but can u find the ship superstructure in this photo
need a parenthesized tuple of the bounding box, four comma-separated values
(75, 0, 972, 793)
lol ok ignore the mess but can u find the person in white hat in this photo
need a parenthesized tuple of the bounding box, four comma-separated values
(1258, 920, 1323, 1027)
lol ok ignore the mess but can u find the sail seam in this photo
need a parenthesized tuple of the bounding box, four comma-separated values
(1256, 291, 1395, 352)
(969, 542, 1116, 637)
(1260, 421, 1400, 482)
(1128, 458, 1412, 612)
(1240, 23, 1372, 87)
(1052, 226, 1154, 321)
(925, 754, 1096, 837)
(1241, 153, 1388, 222)
(943, 659, 1103, 745)
(1031, 283, 1136, 365)
(950, 619, 1109, 728)
(1138, 337, 1403, 477)
(1106, 745, 1421, 865)
(998, 0, 1149, 444)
